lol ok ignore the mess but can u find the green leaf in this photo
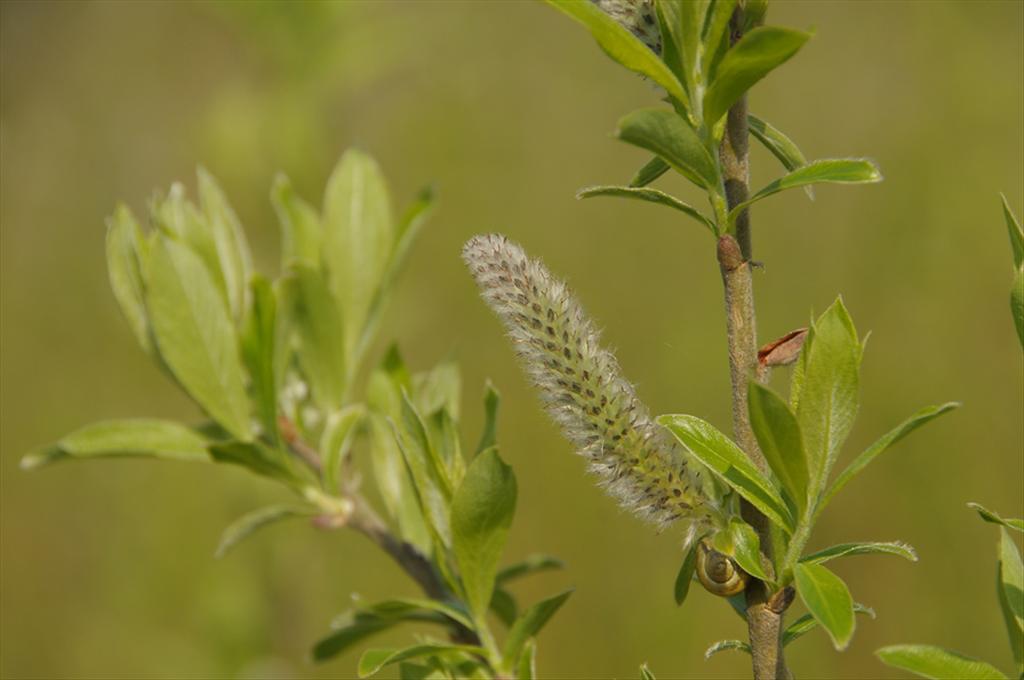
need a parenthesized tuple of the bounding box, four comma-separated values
(242, 276, 280, 440)
(1002, 194, 1024, 269)
(701, 0, 738, 81)
(358, 645, 485, 679)
(999, 528, 1024, 634)
(322, 149, 394, 359)
(497, 554, 565, 585)
(395, 392, 454, 547)
(106, 204, 153, 355)
(729, 157, 880, 222)
(794, 562, 855, 650)
(658, 414, 795, 532)
(475, 381, 500, 456)
(451, 448, 517, 619)
(271, 173, 321, 269)
(713, 518, 770, 582)
(783, 603, 875, 647)
(215, 504, 314, 558)
(1012, 267, 1024, 348)
(639, 662, 658, 679)
(413, 360, 462, 421)
(748, 381, 809, 512)
(355, 186, 435, 366)
(629, 156, 670, 188)
(426, 408, 465, 488)
(197, 167, 252, 322)
(490, 587, 518, 628)
(998, 557, 1024, 675)
(705, 639, 752, 659)
(821, 402, 958, 511)
(208, 440, 304, 487)
(801, 541, 917, 565)
(730, 159, 882, 223)
(320, 404, 365, 494)
(968, 503, 1024, 532)
(703, 26, 811, 127)
(748, 114, 814, 198)
(518, 639, 537, 680)
(368, 411, 431, 554)
(794, 298, 860, 509)
(617, 108, 717, 190)
(674, 541, 699, 606)
(281, 264, 347, 411)
(876, 645, 1008, 679)
(503, 589, 573, 669)
(312, 600, 466, 663)
(576, 185, 716, 233)
(545, 0, 688, 107)
(146, 236, 251, 440)
(21, 419, 209, 470)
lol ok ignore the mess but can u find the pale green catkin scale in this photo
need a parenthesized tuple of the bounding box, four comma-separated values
(463, 234, 722, 536)
(593, 0, 662, 53)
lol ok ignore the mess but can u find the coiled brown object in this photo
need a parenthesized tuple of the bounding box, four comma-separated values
(696, 539, 749, 596)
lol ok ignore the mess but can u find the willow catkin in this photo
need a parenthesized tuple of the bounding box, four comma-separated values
(593, 0, 662, 54)
(463, 234, 722, 536)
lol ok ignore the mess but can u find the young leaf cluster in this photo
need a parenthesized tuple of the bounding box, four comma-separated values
(25, 151, 570, 679)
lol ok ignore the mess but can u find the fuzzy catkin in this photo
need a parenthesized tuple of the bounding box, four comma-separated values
(463, 234, 721, 533)
(593, 0, 661, 54)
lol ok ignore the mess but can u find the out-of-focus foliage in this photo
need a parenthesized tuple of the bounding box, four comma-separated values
(1, 2, 1021, 679)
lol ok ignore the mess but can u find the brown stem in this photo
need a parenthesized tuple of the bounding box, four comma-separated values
(716, 8, 790, 680)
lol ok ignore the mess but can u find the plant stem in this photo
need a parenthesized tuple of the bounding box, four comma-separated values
(715, 7, 790, 679)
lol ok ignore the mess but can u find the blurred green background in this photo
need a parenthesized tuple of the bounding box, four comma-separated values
(1, 1, 1022, 678)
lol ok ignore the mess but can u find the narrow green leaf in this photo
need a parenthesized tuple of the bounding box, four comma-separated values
(998, 557, 1024, 675)
(969, 503, 1024, 532)
(281, 264, 347, 411)
(503, 589, 573, 669)
(629, 156, 670, 188)
(794, 562, 855, 650)
(1002, 194, 1024, 269)
(413, 360, 462, 421)
(271, 173, 321, 269)
(748, 381, 809, 512)
(451, 448, 517, 619)
(320, 404, 365, 494)
(146, 236, 251, 440)
(475, 381, 500, 456)
(639, 661, 658, 679)
(358, 645, 485, 678)
(801, 541, 917, 565)
(821, 402, 958, 511)
(216, 504, 314, 558)
(658, 414, 795, 532)
(312, 600, 463, 663)
(545, 0, 688, 106)
(701, 0, 738, 81)
(653, 0, 683, 83)
(518, 639, 538, 680)
(713, 518, 770, 582)
(676, 0, 704, 99)
(1000, 528, 1024, 631)
(748, 113, 814, 199)
(208, 440, 304, 487)
(576, 185, 716, 232)
(783, 603, 875, 647)
(197, 167, 252, 322)
(617, 108, 718, 189)
(21, 419, 209, 470)
(106, 204, 153, 355)
(355, 186, 435, 366)
(704, 26, 811, 127)
(795, 298, 860, 509)
(396, 392, 454, 546)
(674, 542, 699, 606)
(242, 276, 280, 440)
(497, 554, 564, 585)
(730, 159, 882, 222)
(426, 407, 465, 488)
(705, 639, 751, 659)
(322, 149, 394, 359)
(490, 588, 518, 628)
(876, 645, 1008, 679)
(1011, 267, 1024, 348)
